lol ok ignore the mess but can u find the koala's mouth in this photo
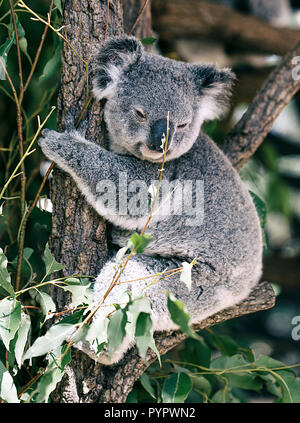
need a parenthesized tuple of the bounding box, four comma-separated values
(136, 143, 171, 162)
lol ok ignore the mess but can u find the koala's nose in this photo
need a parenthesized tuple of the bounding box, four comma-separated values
(148, 119, 174, 152)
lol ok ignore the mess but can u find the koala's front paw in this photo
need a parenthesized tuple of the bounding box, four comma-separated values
(64, 109, 89, 138)
(39, 128, 64, 156)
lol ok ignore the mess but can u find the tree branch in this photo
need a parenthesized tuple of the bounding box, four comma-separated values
(223, 40, 300, 169)
(151, 0, 300, 56)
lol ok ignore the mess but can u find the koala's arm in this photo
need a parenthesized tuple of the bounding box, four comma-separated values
(39, 128, 160, 231)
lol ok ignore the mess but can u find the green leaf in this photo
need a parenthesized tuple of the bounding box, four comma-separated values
(179, 337, 211, 369)
(0, 38, 14, 81)
(211, 354, 251, 371)
(0, 298, 21, 350)
(139, 373, 156, 399)
(162, 373, 193, 403)
(107, 307, 127, 359)
(14, 16, 31, 65)
(0, 248, 15, 298)
(226, 373, 262, 391)
(212, 389, 240, 403)
(54, 0, 63, 15)
(15, 311, 31, 368)
(38, 52, 61, 83)
(281, 376, 300, 403)
(135, 312, 160, 364)
(43, 243, 65, 277)
(38, 292, 56, 322)
(211, 333, 238, 356)
(141, 37, 156, 45)
(130, 232, 153, 254)
(10, 247, 34, 283)
(23, 323, 74, 360)
(255, 355, 295, 374)
(0, 360, 19, 403)
(35, 345, 71, 403)
(192, 376, 212, 396)
(167, 292, 200, 340)
(62, 281, 93, 307)
(250, 191, 267, 229)
(86, 316, 108, 346)
(126, 296, 152, 338)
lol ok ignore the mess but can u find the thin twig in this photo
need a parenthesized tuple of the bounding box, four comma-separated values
(128, 0, 150, 35)
(9, 0, 23, 102)
(104, 0, 109, 40)
(23, 0, 54, 93)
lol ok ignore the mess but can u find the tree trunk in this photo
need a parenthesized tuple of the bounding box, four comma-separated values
(50, 0, 153, 403)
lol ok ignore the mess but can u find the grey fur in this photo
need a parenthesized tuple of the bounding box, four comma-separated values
(39, 36, 262, 364)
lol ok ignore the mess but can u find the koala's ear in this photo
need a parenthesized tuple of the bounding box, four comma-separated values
(93, 36, 143, 100)
(190, 64, 236, 121)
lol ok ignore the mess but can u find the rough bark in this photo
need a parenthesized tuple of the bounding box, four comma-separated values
(223, 41, 300, 169)
(151, 0, 300, 56)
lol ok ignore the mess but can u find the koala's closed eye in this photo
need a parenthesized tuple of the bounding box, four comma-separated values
(177, 122, 189, 130)
(134, 107, 147, 122)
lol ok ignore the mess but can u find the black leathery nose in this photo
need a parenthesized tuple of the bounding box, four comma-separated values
(148, 119, 171, 152)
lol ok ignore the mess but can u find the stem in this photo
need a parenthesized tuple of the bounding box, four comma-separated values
(128, 0, 150, 35)
(23, 0, 54, 93)
(12, 107, 56, 290)
(9, 0, 23, 102)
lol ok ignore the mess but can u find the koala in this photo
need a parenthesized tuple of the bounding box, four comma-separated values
(39, 36, 263, 365)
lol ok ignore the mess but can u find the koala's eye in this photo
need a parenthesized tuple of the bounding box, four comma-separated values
(134, 108, 147, 122)
(177, 122, 188, 130)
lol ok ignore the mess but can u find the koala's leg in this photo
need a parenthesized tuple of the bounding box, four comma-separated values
(78, 253, 256, 365)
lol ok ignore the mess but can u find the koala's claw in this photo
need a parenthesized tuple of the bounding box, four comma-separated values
(77, 116, 89, 137)
(41, 128, 51, 137)
(64, 109, 76, 131)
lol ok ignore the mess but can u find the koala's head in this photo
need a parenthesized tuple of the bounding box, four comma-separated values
(93, 37, 235, 162)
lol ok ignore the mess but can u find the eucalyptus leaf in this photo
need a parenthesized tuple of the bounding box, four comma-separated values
(107, 307, 127, 359)
(43, 243, 65, 277)
(130, 232, 153, 254)
(39, 292, 56, 321)
(23, 323, 75, 360)
(141, 37, 156, 45)
(167, 292, 200, 340)
(35, 345, 71, 403)
(0, 298, 21, 350)
(162, 373, 192, 403)
(139, 373, 156, 399)
(0, 360, 19, 403)
(62, 283, 93, 307)
(38, 52, 61, 83)
(0, 248, 15, 298)
(86, 316, 108, 345)
(135, 312, 160, 364)
(15, 311, 31, 368)
(0, 38, 14, 80)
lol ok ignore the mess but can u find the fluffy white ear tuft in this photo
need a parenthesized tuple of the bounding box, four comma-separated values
(93, 36, 143, 101)
(190, 64, 236, 122)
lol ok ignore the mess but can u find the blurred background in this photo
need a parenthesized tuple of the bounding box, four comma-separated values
(0, 0, 300, 402)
